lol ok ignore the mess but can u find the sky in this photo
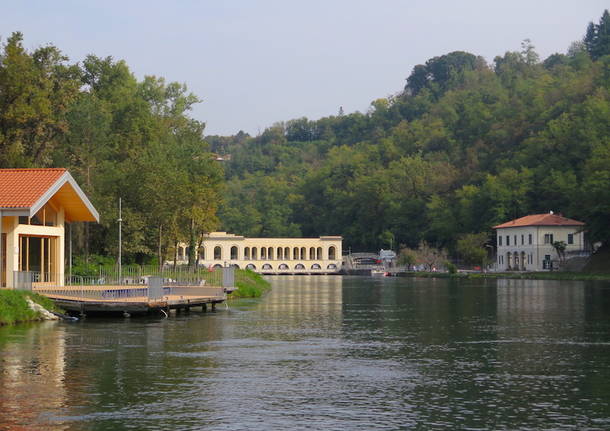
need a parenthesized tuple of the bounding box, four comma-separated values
(1, 1, 607, 136)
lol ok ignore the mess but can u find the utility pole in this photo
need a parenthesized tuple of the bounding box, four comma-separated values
(118, 197, 122, 284)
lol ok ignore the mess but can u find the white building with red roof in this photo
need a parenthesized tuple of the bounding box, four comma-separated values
(492, 212, 585, 271)
(0, 169, 98, 288)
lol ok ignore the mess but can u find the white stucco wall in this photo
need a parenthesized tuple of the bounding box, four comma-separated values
(495, 225, 584, 271)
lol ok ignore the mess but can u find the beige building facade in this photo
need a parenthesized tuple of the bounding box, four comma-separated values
(0, 169, 99, 288)
(175, 232, 343, 274)
(493, 213, 585, 271)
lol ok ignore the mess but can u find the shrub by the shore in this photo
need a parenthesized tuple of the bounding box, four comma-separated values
(229, 270, 271, 298)
(0, 290, 59, 325)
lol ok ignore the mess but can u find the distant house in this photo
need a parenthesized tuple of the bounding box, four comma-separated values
(493, 212, 585, 271)
(0, 169, 99, 288)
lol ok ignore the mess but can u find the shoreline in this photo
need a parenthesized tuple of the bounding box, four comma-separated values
(395, 271, 610, 281)
(0, 290, 61, 326)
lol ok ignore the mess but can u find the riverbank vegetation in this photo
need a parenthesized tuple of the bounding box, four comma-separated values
(0, 290, 60, 325)
(229, 270, 272, 298)
(211, 10, 610, 258)
(401, 271, 610, 281)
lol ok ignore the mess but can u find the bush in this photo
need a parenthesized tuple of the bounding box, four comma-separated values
(229, 269, 272, 298)
(0, 290, 60, 325)
(446, 262, 457, 274)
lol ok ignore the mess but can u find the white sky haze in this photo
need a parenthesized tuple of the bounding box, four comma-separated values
(1, 1, 607, 135)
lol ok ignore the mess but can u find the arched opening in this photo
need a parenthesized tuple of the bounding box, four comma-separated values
(309, 247, 316, 260)
(328, 246, 336, 260)
(230, 246, 238, 260)
(317, 247, 322, 260)
(213, 263, 223, 269)
(311, 263, 321, 269)
(300, 247, 306, 260)
(262, 263, 273, 270)
(327, 264, 337, 270)
(284, 247, 290, 259)
(231, 264, 240, 269)
(268, 247, 274, 260)
(198, 247, 205, 260)
(214, 246, 222, 260)
(244, 247, 251, 260)
(279, 263, 289, 270)
(252, 247, 258, 260)
(261, 247, 267, 260)
(514, 252, 520, 270)
(178, 247, 184, 259)
(506, 252, 512, 270)
(293, 247, 299, 260)
(521, 251, 526, 270)
(246, 263, 256, 270)
(277, 247, 283, 260)
(295, 263, 305, 270)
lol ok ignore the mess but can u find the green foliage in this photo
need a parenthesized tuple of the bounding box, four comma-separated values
(0, 290, 60, 325)
(446, 262, 458, 274)
(456, 232, 490, 266)
(229, 269, 271, 298)
(3, 11, 610, 267)
(584, 10, 610, 60)
(217, 10, 610, 254)
(1, 33, 223, 265)
(71, 254, 116, 277)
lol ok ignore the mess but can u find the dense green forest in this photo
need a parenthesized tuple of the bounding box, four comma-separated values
(211, 10, 610, 254)
(1, 10, 609, 264)
(0, 32, 222, 265)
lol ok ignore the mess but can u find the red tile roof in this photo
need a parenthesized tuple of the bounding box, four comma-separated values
(0, 168, 67, 208)
(493, 213, 585, 229)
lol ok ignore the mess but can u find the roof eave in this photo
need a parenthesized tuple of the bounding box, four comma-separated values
(30, 171, 100, 223)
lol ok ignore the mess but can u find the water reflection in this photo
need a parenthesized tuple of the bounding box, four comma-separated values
(0, 322, 68, 430)
(0, 276, 609, 430)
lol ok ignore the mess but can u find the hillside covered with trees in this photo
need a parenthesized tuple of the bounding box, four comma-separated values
(211, 10, 610, 256)
(1, 10, 609, 266)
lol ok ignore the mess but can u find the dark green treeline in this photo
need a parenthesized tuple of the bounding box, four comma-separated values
(211, 10, 610, 253)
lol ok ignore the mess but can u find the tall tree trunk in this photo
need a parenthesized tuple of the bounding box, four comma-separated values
(188, 217, 196, 268)
(158, 224, 163, 271)
(173, 238, 178, 270)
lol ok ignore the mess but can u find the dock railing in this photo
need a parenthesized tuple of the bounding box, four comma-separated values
(13, 266, 233, 302)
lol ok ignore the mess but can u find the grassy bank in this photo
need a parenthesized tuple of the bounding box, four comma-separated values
(0, 290, 60, 325)
(229, 269, 272, 298)
(399, 271, 610, 281)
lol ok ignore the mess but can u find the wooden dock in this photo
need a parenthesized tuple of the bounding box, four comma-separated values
(33, 284, 227, 315)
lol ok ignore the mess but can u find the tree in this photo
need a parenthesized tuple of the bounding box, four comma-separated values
(456, 233, 489, 267)
(414, 241, 448, 271)
(397, 247, 417, 268)
(552, 241, 567, 265)
(0, 32, 80, 168)
(584, 10, 610, 60)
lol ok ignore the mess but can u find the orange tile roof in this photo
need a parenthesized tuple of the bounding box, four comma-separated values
(493, 213, 585, 229)
(0, 168, 67, 208)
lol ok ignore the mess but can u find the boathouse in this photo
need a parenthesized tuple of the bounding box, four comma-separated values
(0, 168, 99, 288)
(493, 212, 586, 271)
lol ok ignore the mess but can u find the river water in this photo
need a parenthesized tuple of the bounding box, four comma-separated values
(1, 276, 610, 430)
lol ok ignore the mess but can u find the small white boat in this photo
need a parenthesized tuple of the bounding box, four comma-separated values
(370, 270, 388, 277)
